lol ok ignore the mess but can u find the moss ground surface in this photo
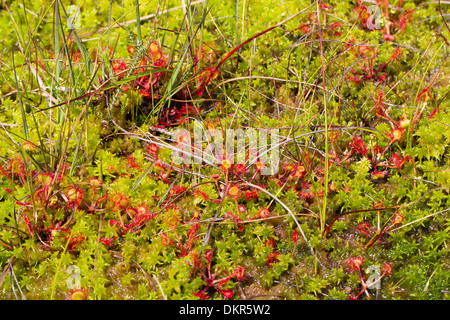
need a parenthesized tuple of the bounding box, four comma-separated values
(0, 0, 449, 300)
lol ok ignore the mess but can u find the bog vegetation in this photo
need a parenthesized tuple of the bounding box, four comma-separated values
(0, 0, 448, 300)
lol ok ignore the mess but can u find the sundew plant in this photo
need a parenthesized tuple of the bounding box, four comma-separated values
(0, 0, 448, 300)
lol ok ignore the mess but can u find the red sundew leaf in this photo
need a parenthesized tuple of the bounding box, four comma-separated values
(292, 229, 298, 244)
(330, 22, 342, 29)
(218, 288, 234, 299)
(194, 85, 206, 97)
(417, 86, 431, 102)
(67, 234, 85, 250)
(383, 33, 395, 41)
(265, 238, 275, 248)
(193, 291, 209, 300)
(319, 3, 330, 11)
(233, 267, 245, 280)
(349, 256, 363, 272)
(372, 169, 388, 179)
(109, 219, 121, 227)
(147, 143, 159, 156)
(187, 224, 200, 239)
(169, 185, 187, 196)
(382, 262, 392, 277)
(16, 201, 31, 206)
(194, 190, 210, 201)
(350, 136, 368, 156)
(357, 222, 373, 236)
(204, 249, 213, 264)
(299, 24, 310, 34)
(0, 164, 10, 178)
(127, 155, 142, 170)
(378, 74, 387, 82)
(348, 76, 362, 83)
(99, 238, 115, 246)
(428, 107, 438, 119)
(266, 251, 280, 267)
(244, 189, 259, 200)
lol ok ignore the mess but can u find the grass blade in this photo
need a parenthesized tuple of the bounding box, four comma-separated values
(11, 48, 28, 140)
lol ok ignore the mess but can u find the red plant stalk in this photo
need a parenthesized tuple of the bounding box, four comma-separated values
(204, 1, 318, 87)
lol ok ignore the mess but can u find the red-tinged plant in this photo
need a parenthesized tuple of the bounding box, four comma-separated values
(265, 239, 280, 267)
(227, 185, 240, 198)
(354, 1, 373, 30)
(357, 222, 374, 238)
(391, 9, 413, 36)
(255, 159, 265, 173)
(160, 232, 174, 247)
(296, 4, 342, 37)
(113, 39, 169, 101)
(197, 2, 317, 99)
(193, 250, 245, 299)
(169, 185, 188, 197)
(127, 155, 142, 170)
(112, 60, 128, 80)
(0, 164, 10, 180)
(291, 164, 307, 181)
(388, 127, 404, 143)
(194, 44, 217, 68)
(67, 234, 85, 251)
(193, 189, 213, 203)
(243, 189, 259, 201)
(371, 168, 388, 179)
(194, 67, 219, 97)
(225, 211, 244, 232)
(99, 237, 116, 247)
(220, 158, 233, 173)
(86, 194, 108, 215)
(291, 229, 299, 256)
(66, 187, 84, 209)
(68, 288, 89, 300)
(277, 163, 307, 186)
(362, 212, 404, 250)
(110, 193, 129, 210)
(383, 33, 395, 42)
(22, 141, 38, 154)
(248, 207, 270, 221)
(227, 185, 242, 213)
(350, 136, 368, 157)
(109, 193, 130, 227)
(176, 223, 200, 258)
(297, 23, 310, 34)
(346, 41, 401, 84)
(292, 229, 298, 244)
(382, 262, 392, 277)
(347, 256, 392, 300)
(9, 157, 26, 183)
(353, 0, 412, 41)
(349, 256, 364, 272)
(233, 163, 247, 177)
(147, 143, 159, 158)
(381, 153, 411, 170)
(372, 91, 399, 125)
